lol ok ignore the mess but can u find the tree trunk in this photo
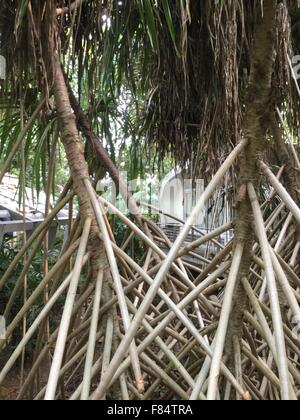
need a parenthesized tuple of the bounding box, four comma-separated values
(52, 50, 123, 399)
(53, 54, 108, 279)
(225, 0, 278, 360)
(65, 81, 143, 224)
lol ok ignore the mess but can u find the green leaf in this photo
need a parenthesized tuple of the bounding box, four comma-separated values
(143, 0, 159, 52)
(33, 121, 53, 198)
(162, 0, 181, 57)
(15, 0, 30, 33)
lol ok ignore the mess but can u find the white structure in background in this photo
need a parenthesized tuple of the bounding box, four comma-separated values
(159, 169, 234, 250)
(0, 173, 73, 246)
(159, 169, 204, 227)
(0, 173, 49, 219)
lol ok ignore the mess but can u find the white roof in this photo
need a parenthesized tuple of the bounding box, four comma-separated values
(0, 174, 69, 221)
(160, 168, 183, 192)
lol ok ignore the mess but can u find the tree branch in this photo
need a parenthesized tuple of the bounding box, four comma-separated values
(56, 0, 85, 16)
(63, 71, 143, 223)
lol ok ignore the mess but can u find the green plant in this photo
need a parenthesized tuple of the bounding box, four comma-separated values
(0, 231, 65, 355)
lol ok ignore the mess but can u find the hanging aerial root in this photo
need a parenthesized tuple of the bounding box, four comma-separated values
(45, 217, 92, 400)
(260, 161, 300, 224)
(2, 134, 300, 400)
(248, 183, 292, 400)
(84, 179, 144, 394)
(0, 253, 90, 388)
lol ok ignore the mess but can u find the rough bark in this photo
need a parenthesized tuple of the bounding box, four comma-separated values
(65, 79, 143, 224)
(53, 53, 108, 280)
(52, 52, 123, 398)
(225, 0, 278, 360)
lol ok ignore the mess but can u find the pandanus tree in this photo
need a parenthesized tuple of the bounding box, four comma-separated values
(0, 0, 299, 400)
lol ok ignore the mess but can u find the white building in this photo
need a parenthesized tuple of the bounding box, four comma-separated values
(159, 169, 234, 247)
(0, 174, 73, 246)
(159, 169, 205, 227)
